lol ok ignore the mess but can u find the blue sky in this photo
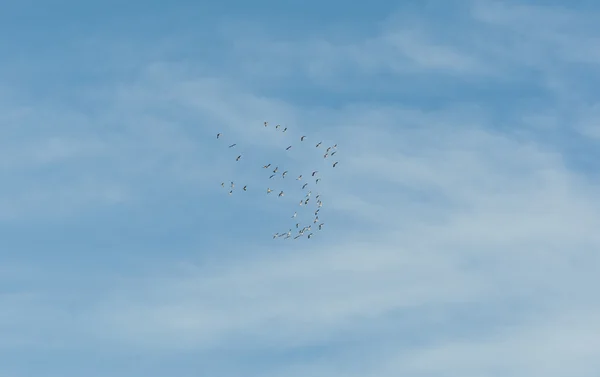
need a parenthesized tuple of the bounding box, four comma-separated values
(1, 1, 600, 376)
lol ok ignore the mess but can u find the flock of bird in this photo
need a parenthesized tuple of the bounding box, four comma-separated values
(216, 122, 339, 240)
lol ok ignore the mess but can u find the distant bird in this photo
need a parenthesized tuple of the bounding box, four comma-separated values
(276, 124, 280, 129)
(229, 190, 233, 195)
(302, 183, 308, 189)
(217, 133, 222, 139)
(230, 182, 234, 188)
(264, 121, 268, 127)
(318, 223, 324, 230)
(221, 182, 225, 187)
(331, 151, 337, 156)
(312, 171, 318, 176)
(236, 155, 241, 161)
(296, 223, 300, 228)
(278, 191, 284, 197)
(286, 145, 292, 150)
(273, 233, 279, 239)
(323, 153, 328, 158)
(297, 175, 302, 180)
(307, 233, 314, 239)
(273, 167, 278, 173)
(282, 171, 288, 178)
(301, 136, 306, 141)
(316, 142, 322, 148)
(313, 217, 319, 223)
(269, 174, 276, 179)
(292, 212, 297, 218)
(243, 185, 247, 191)
(333, 161, 338, 167)
(316, 178, 321, 184)
(299, 200, 304, 206)
(228, 143, 236, 148)
(294, 234, 302, 239)
(267, 188, 273, 194)
(314, 209, 320, 216)
(263, 164, 271, 168)
(326, 147, 331, 153)
(306, 191, 311, 197)
(333, 144, 337, 148)
(304, 198, 309, 205)
(283, 127, 288, 132)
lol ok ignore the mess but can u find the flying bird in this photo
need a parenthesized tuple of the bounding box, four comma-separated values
(236, 155, 241, 161)
(316, 142, 322, 148)
(302, 183, 308, 189)
(286, 145, 292, 150)
(269, 174, 276, 179)
(297, 175, 302, 180)
(229, 190, 233, 195)
(221, 182, 225, 187)
(263, 164, 271, 168)
(264, 121, 268, 127)
(312, 171, 318, 176)
(283, 127, 287, 132)
(333, 161, 338, 167)
(331, 151, 337, 156)
(307, 233, 314, 239)
(273, 167, 278, 173)
(217, 133, 222, 138)
(278, 191, 284, 197)
(228, 143, 237, 148)
(316, 178, 321, 184)
(292, 212, 297, 218)
(276, 124, 280, 129)
(267, 188, 273, 194)
(243, 185, 247, 191)
(318, 223, 324, 230)
(326, 147, 331, 153)
(282, 171, 288, 178)
(230, 182, 234, 188)
(301, 136, 306, 141)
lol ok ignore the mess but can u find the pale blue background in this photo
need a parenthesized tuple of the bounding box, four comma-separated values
(1, 1, 600, 376)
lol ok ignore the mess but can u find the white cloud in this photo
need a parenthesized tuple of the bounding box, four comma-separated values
(58, 94, 597, 377)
